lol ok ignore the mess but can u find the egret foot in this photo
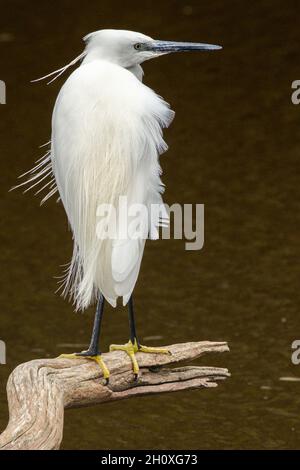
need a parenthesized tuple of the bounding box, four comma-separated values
(109, 339, 170, 379)
(59, 351, 110, 383)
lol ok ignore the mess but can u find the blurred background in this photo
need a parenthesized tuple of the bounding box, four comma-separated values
(1, 0, 300, 450)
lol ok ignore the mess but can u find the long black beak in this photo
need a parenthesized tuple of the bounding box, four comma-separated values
(148, 40, 222, 53)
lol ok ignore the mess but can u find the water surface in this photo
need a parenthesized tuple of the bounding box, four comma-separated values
(0, 0, 300, 449)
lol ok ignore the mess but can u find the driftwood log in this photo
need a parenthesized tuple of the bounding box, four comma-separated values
(0, 341, 229, 450)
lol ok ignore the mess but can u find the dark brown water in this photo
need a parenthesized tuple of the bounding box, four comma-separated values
(1, 0, 300, 449)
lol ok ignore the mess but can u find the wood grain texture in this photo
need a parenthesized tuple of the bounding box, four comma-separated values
(0, 341, 230, 450)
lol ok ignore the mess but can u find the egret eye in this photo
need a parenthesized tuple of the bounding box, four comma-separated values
(134, 43, 142, 51)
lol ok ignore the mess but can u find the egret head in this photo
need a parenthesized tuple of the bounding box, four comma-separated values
(84, 29, 222, 68)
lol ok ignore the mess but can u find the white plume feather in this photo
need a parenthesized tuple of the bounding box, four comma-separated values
(31, 52, 86, 85)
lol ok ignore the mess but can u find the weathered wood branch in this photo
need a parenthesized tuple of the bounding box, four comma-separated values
(0, 341, 229, 450)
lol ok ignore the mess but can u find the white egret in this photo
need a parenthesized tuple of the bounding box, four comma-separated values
(16, 30, 221, 382)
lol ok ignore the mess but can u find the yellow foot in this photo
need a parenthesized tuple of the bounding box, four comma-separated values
(58, 352, 110, 383)
(109, 339, 170, 378)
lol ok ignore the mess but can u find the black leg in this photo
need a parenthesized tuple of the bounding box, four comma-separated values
(59, 293, 110, 383)
(77, 294, 105, 357)
(128, 295, 139, 346)
(109, 293, 170, 380)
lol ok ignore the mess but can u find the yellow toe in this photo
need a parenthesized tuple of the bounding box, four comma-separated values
(58, 352, 110, 381)
(109, 340, 171, 378)
(89, 355, 110, 380)
(109, 340, 140, 376)
(138, 345, 171, 355)
(58, 353, 78, 359)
